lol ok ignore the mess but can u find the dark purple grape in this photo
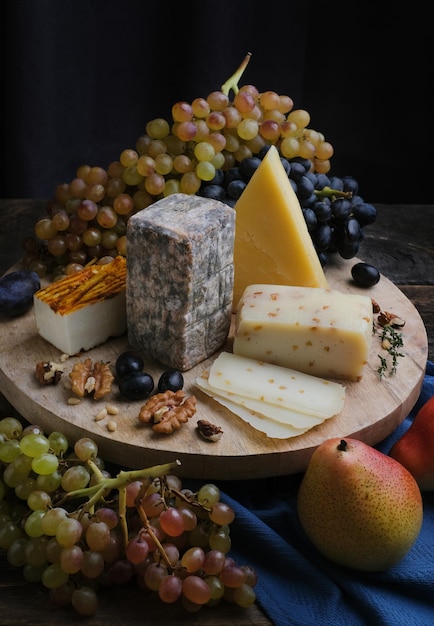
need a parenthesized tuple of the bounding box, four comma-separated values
(118, 371, 154, 400)
(239, 156, 261, 179)
(158, 369, 184, 393)
(351, 262, 380, 287)
(227, 179, 246, 199)
(115, 351, 144, 380)
(199, 184, 226, 200)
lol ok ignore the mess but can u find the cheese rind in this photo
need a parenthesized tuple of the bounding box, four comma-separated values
(232, 145, 328, 309)
(206, 351, 346, 417)
(126, 194, 235, 371)
(233, 284, 373, 381)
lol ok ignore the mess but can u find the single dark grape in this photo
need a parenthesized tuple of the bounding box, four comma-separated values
(351, 262, 380, 287)
(239, 157, 261, 179)
(344, 217, 362, 242)
(118, 371, 154, 400)
(158, 369, 184, 393)
(352, 202, 377, 226)
(331, 197, 352, 220)
(287, 160, 306, 181)
(302, 208, 317, 232)
(313, 223, 333, 252)
(115, 351, 144, 380)
(342, 175, 359, 194)
(198, 184, 226, 201)
(227, 179, 246, 199)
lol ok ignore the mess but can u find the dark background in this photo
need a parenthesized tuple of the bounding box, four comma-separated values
(2, 1, 432, 204)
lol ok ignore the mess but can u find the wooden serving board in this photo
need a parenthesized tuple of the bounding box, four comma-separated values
(0, 258, 428, 480)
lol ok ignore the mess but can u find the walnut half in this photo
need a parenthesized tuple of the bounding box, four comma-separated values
(69, 358, 114, 400)
(138, 390, 197, 434)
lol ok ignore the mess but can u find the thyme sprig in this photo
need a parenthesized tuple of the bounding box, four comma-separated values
(375, 324, 404, 378)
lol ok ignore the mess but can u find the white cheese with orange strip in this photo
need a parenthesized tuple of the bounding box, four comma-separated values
(33, 256, 127, 355)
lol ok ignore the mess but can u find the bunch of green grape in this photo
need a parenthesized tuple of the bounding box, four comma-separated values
(0, 415, 257, 617)
(22, 54, 335, 279)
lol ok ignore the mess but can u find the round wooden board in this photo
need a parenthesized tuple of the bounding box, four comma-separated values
(0, 258, 428, 480)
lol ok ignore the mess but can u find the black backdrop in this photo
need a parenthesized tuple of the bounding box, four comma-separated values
(3, 1, 433, 204)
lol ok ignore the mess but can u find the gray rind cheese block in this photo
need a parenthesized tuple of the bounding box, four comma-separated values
(126, 193, 235, 371)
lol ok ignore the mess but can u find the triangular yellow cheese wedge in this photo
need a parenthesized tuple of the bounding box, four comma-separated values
(233, 145, 328, 308)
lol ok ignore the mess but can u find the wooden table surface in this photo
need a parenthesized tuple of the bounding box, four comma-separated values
(1, 199, 434, 625)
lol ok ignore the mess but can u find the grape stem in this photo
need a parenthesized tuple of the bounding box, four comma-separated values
(314, 186, 353, 200)
(221, 52, 252, 97)
(56, 459, 181, 508)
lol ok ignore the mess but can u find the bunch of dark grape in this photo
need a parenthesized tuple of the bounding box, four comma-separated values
(0, 415, 257, 617)
(198, 147, 377, 266)
(21, 53, 365, 280)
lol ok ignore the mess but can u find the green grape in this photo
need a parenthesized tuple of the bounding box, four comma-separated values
(47, 431, 69, 455)
(74, 437, 98, 461)
(25, 535, 49, 567)
(23, 561, 48, 582)
(0, 439, 21, 463)
(14, 477, 37, 500)
(56, 517, 83, 548)
(71, 585, 99, 617)
(19, 433, 50, 457)
(194, 142, 215, 162)
(197, 483, 220, 507)
(24, 509, 45, 538)
(27, 489, 52, 511)
(0, 416, 23, 439)
(60, 465, 91, 492)
(36, 470, 62, 493)
(41, 507, 68, 536)
(196, 161, 215, 181)
(7, 536, 28, 567)
(31, 452, 59, 475)
(41, 562, 70, 589)
(2, 462, 28, 488)
(0, 519, 23, 549)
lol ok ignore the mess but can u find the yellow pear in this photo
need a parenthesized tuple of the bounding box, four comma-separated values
(297, 437, 423, 571)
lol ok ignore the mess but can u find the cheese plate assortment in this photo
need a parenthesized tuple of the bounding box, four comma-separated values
(0, 252, 427, 480)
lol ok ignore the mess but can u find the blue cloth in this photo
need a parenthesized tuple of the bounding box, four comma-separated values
(216, 361, 434, 626)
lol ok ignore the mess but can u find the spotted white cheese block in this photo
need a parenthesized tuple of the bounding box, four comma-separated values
(126, 193, 235, 371)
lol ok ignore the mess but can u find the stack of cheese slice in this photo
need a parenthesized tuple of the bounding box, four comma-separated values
(196, 352, 346, 439)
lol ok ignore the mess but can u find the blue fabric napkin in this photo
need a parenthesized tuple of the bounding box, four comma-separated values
(215, 361, 434, 626)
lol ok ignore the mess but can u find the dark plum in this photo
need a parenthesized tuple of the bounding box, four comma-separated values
(0, 270, 40, 317)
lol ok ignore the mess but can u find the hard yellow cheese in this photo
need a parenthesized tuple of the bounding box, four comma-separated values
(233, 284, 373, 381)
(195, 352, 346, 439)
(232, 144, 328, 309)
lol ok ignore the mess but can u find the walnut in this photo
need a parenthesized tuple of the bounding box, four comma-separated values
(69, 358, 114, 400)
(197, 419, 223, 442)
(377, 310, 406, 328)
(35, 361, 64, 385)
(138, 390, 197, 434)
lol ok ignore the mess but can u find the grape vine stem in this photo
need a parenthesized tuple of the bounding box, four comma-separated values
(221, 52, 252, 97)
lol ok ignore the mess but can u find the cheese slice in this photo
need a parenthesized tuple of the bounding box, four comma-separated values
(232, 144, 328, 309)
(196, 375, 311, 439)
(196, 370, 325, 429)
(207, 351, 346, 418)
(233, 284, 373, 381)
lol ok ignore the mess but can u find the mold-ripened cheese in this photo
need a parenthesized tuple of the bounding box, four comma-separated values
(126, 193, 235, 371)
(232, 145, 328, 309)
(33, 256, 127, 355)
(206, 351, 346, 417)
(233, 284, 373, 381)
